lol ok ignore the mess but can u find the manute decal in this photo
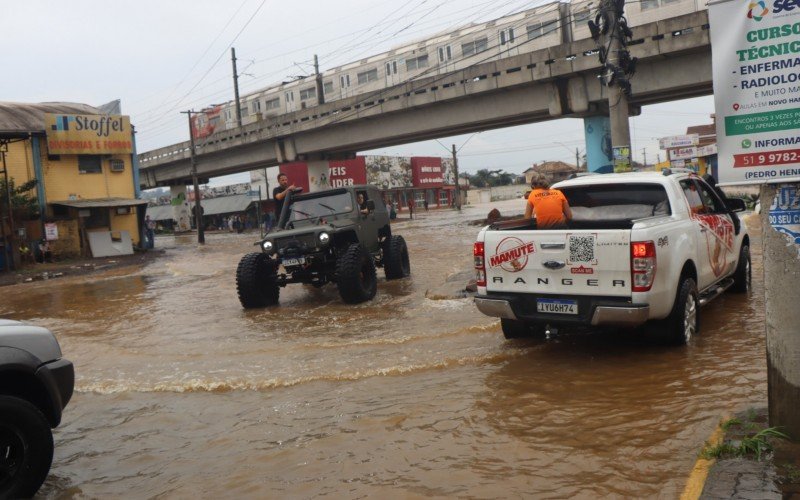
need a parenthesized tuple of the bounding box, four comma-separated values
(489, 237, 535, 272)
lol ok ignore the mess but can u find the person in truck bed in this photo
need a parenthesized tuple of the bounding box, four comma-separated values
(523, 172, 573, 228)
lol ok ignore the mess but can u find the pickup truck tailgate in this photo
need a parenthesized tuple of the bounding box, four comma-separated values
(483, 230, 631, 297)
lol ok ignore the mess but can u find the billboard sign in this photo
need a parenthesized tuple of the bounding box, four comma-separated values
(45, 114, 132, 154)
(709, 0, 800, 185)
(670, 147, 698, 161)
(659, 135, 699, 149)
(365, 156, 412, 189)
(307, 158, 368, 192)
(411, 157, 444, 188)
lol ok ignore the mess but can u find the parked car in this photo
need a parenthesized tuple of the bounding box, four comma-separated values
(0, 319, 74, 498)
(473, 171, 750, 343)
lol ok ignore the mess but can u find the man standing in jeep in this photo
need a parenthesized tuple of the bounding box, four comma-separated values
(273, 173, 296, 220)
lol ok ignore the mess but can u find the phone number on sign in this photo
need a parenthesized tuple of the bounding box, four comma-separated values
(733, 148, 800, 167)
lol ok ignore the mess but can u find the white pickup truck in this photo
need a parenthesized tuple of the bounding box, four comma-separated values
(473, 170, 751, 344)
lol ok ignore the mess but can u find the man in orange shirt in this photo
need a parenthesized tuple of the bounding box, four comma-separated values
(524, 173, 572, 228)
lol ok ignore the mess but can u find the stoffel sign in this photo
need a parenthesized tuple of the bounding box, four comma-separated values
(411, 157, 445, 188)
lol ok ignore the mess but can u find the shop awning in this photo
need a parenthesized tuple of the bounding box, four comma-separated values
(200, 194, 255, 216)
(50, 198, 149, 208)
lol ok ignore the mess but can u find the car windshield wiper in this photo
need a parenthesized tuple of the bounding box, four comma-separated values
(318, 203, 336, 214)
(291, 208, 312, 219)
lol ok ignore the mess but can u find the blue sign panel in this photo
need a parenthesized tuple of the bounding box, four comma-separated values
(584, 116, 613, 174)
(769, 185, 800, 244)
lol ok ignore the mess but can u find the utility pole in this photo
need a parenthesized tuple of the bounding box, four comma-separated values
(606, 0, 631, 172)
(590, 0, 635, 172)
(232, 47, 242, 128)
(182, 111, 205, 244)
(314, 54, 325, 105)
(452, 144, 461, 210)
(576, 148, 581, 170)
(642, 148, 647, 169)
(0, 144, 15, 271)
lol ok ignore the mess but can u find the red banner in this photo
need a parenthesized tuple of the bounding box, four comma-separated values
(733, 148, 800, 167)
(411, 157, 444, 188)
(328, 157, 367, 187)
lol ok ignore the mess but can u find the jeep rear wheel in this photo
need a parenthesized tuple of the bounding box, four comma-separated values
(0, 396, 54, 499)
(336, 243, 377, 304)
(236, 252, 280, 308)
(383, 235, 410, 280)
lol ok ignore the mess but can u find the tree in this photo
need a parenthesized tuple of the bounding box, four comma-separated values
(0, 178, 39, 220)
(464, 169, 516, 187)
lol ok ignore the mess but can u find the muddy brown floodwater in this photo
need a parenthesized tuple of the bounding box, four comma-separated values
(0, 201, 767, 499)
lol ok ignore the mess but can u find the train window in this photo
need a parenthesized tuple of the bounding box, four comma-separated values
(300, 87, 316, 100)
(461, 37, 488, 57)
(266, 98, 280, 110)
(285, 91, 294, 102)
(251, 100, 262, 114)
(239, 104, 249, 116)
(224, 109, 232, 121)
(438, 45, 452, 62)
(323, 81, 334, 94)
(500, 28, 515, 45)
(357, 68, 378, 84)
(573, 9, 591, 24)
(340, 74, 351, 88)
(406, 55, 428, 71)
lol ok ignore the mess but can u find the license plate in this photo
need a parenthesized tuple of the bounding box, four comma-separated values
(537, 298, 578, 315)
(282, 257, 305, 267)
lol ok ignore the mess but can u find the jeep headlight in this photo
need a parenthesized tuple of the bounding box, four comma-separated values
(319, 232, 330, 245)
(262, 240, 273, 253)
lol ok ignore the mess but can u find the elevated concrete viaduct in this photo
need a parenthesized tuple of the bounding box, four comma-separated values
(139, 11, 712, 189)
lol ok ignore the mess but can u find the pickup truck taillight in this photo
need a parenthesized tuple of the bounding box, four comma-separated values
(474, 242, 486, 287)
(631, 241, 657, 292)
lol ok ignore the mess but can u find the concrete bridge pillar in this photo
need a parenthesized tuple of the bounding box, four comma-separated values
(583, 116, 613, 173)
(170, 185, 192, 232)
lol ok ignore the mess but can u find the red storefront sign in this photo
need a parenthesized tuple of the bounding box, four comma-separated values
(279, 162, 311, 194)
(328, 157, 367, 187)
(411, 157, 444, 188)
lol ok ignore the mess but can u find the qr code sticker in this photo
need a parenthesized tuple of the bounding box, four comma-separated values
(569, 234, 596, 264)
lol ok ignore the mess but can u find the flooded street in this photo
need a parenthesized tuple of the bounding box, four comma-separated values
(0, 202, 767, 498)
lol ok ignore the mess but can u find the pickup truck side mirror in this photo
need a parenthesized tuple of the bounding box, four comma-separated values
(726, 198, 746, 212)
(366, 200, 375, 212)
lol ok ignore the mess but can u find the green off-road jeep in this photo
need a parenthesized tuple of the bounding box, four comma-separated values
(236, 185, 410, 307)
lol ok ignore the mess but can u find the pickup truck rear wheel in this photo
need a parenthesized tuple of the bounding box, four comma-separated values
(0, 396, 54, 499)
(500, 319, 546, 340)
(730, 244, 751, 293)
(337, 243, 378, 304)
(383, 235, 410, 279)
(656, 277, 699, 344)
(236, 253, 280, 308)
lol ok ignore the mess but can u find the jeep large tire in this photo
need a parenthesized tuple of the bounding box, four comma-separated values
(0, 396, 54, 499)
(730, 243, 751, 293)
(654, 277, 699, 344)
(336, 243, 377, 304)
(236, 252, 280, 308)
(383, 235, 410, 280)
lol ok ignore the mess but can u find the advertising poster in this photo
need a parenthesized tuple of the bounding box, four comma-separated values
(44, 223, 59, 241)
(709, 0, 800, 185)
(769, 184, 800, 244)
(365, 156, 412, 189)
(410, 157, 444, 188)
(441, 158, 456, 185)
(613, 146, 631, 173)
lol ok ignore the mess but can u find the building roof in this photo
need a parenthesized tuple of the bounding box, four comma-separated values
(146, 193, 256, 221)
(532, 161, 578, 174)
(50, 198, 148, 208)
(686, 123, 716, 138)
(0, 102, 103, 137)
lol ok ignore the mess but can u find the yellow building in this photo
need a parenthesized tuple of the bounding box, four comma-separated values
(0, 102, 145, 270)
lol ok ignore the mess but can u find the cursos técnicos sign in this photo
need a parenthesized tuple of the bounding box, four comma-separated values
(709, 0, 800, 185)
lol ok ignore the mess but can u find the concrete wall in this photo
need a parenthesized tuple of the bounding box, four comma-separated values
(466, 184, 528, 205)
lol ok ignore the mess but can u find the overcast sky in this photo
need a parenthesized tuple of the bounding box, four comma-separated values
(2, 0, 715, 185)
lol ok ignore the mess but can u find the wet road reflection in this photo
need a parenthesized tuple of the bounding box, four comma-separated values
(0, 203, 766, 498)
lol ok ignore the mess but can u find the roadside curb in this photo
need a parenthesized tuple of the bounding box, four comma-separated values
(680, 415, 728, 500)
